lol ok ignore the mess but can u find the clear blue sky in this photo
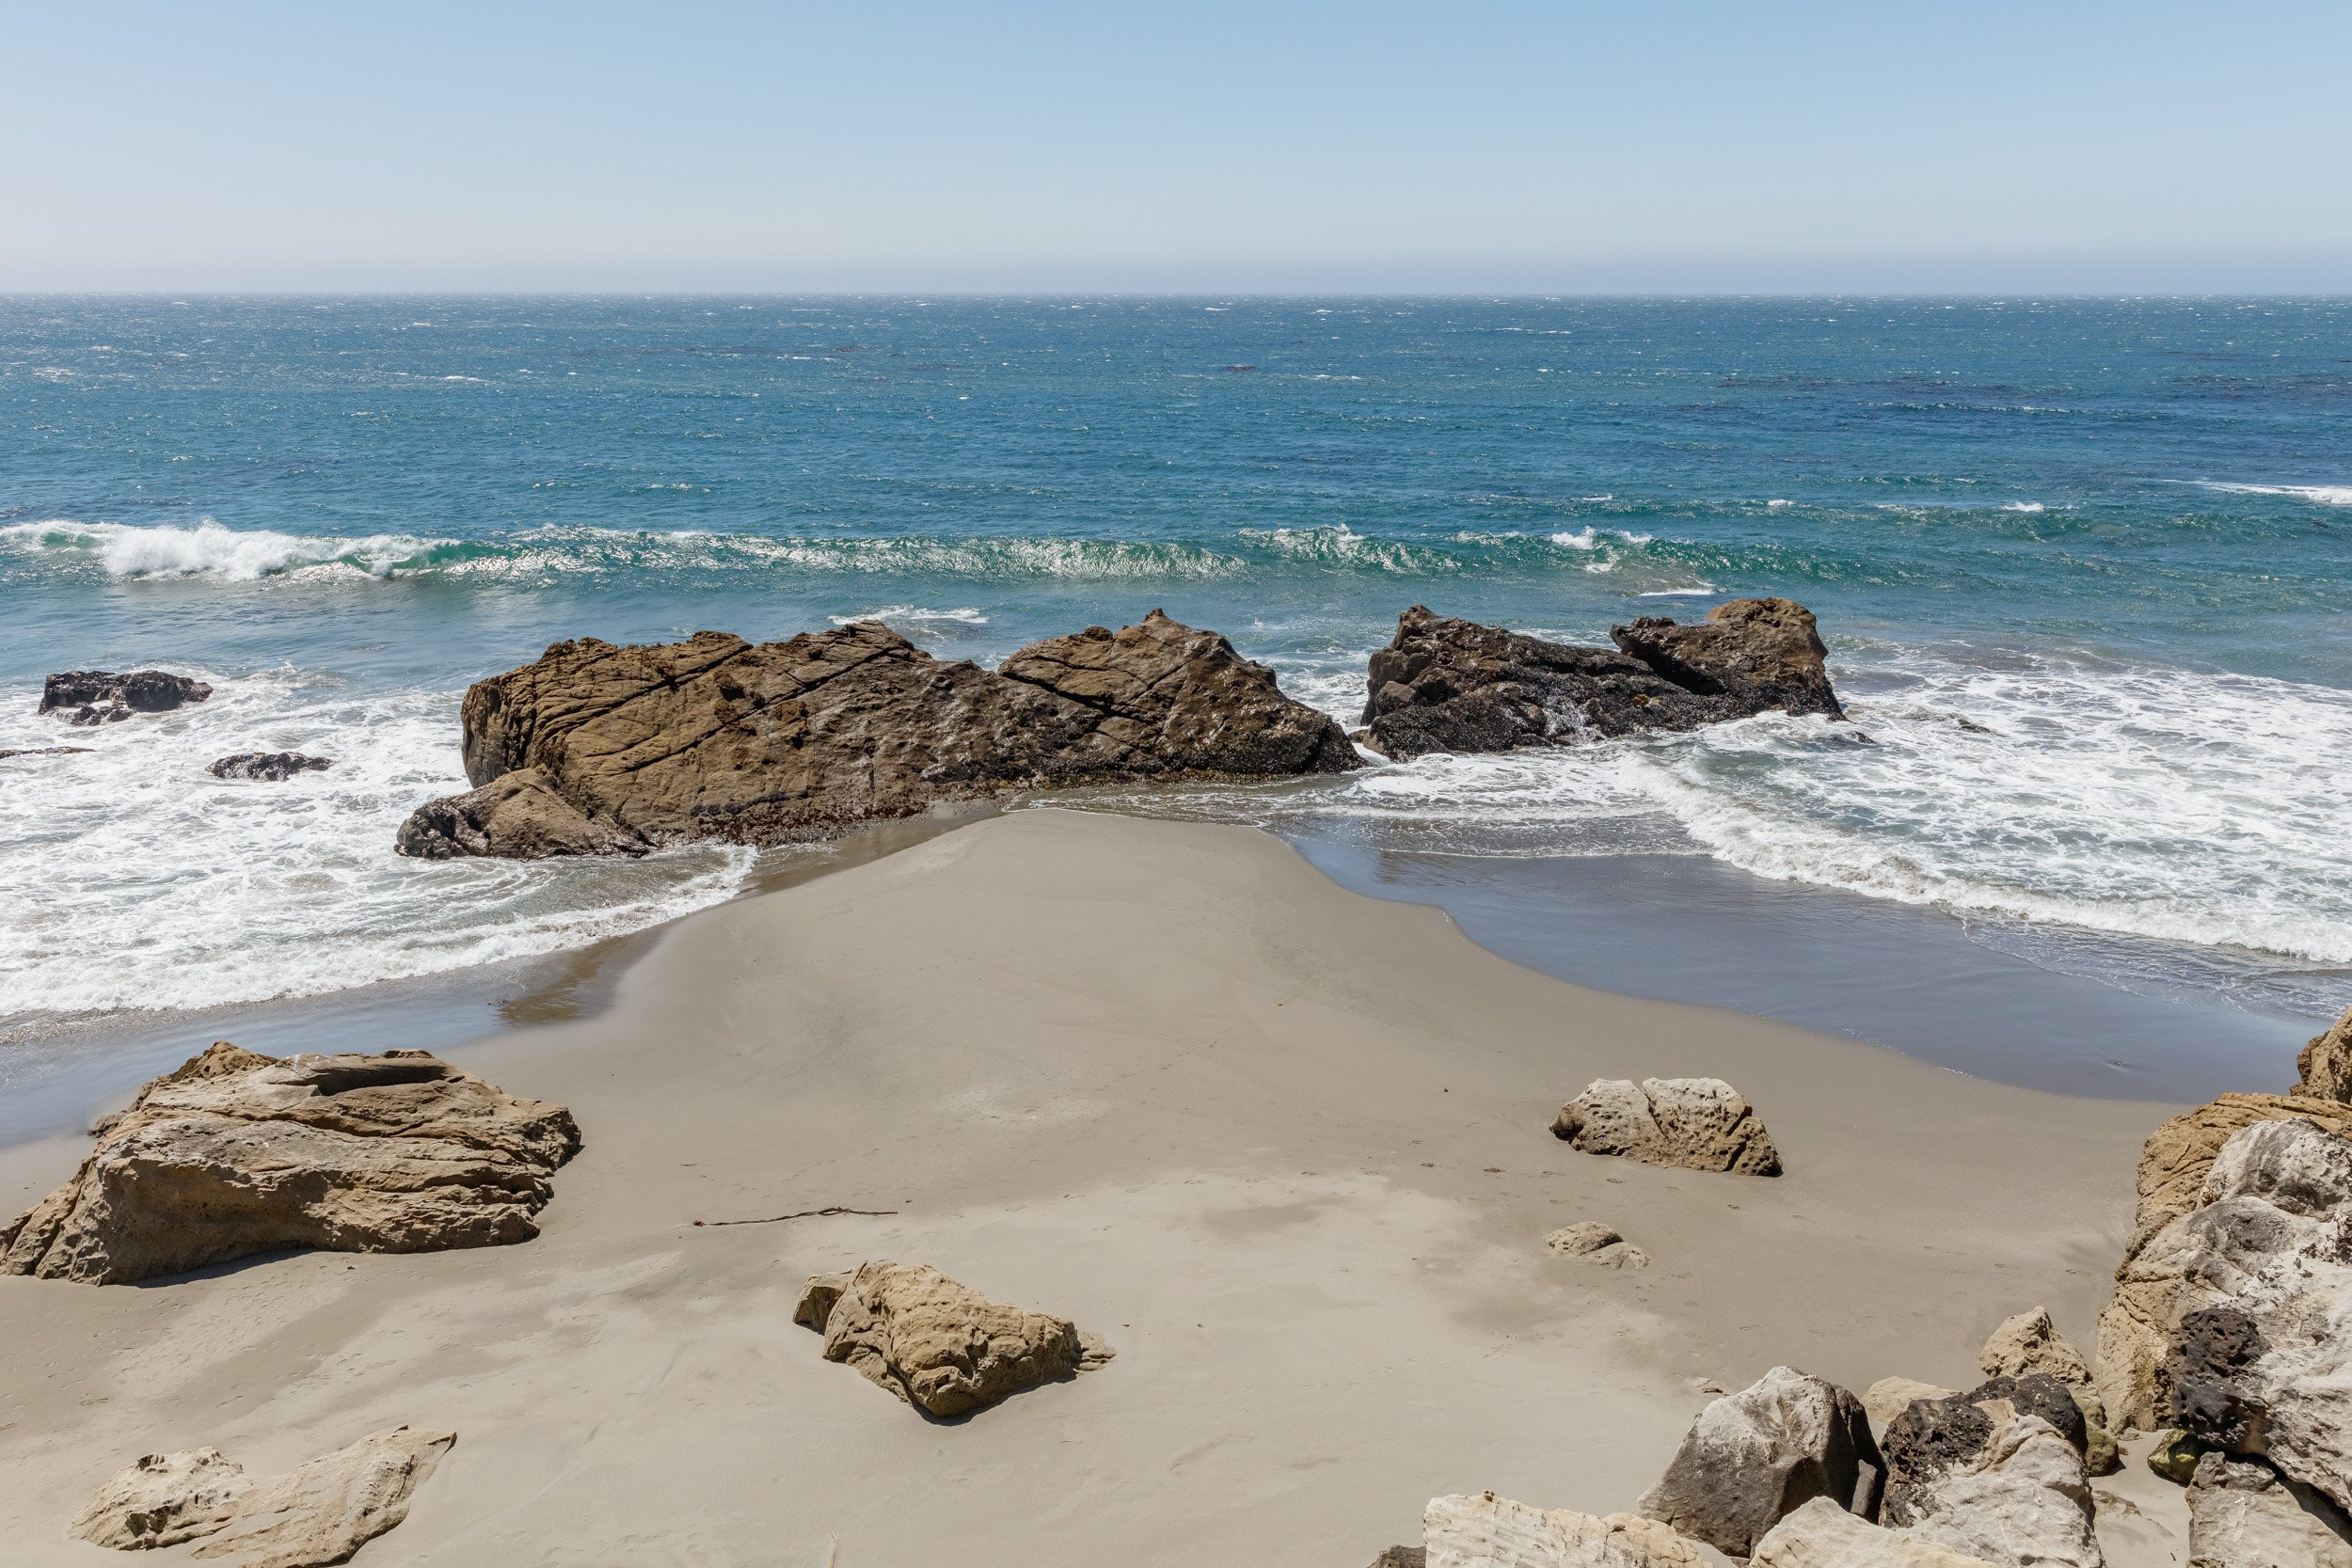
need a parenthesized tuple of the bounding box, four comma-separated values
(6, 2, 2347, 293)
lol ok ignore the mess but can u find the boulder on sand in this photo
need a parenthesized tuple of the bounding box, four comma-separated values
(2297, 1004, 2352, 1103)
(1751, 1497, 1999, 1567)
(1545, 1221, 1648, 1270)
(2185, 1451, 2352, 1568)
(0, 1041, 580, 1286)
(795, 1261, 1112, 1418)
(1637, 1365, 1883, 1558)
(1551, 1077, 1782, 1177)
(1422, 1492, 1704, 1568)
(1882, 1376, 2089, 1526)
(1359, 598, 1841, 760)
(71, 1425, 453, 1567)
(396, 611, 1359, 860)
(208, 752, 332, 782)
(41, 669, 213, 725)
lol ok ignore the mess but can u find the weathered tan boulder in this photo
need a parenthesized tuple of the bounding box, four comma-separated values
(1978, 1308, 2118, 1474)
(396, 611, 1358, 859)
(71, 1426, 453, 1567)
(795, 1261, 1111, 1418)
(1865, 1378, 1959, 1433)
(2298, 1005, 2352, 1103)
(1899, 1416, 2104, 1568)
(2095, 1091, 2352, 1432)
(1637, 1366, 1883, 1557)
(1751, 1497, 1999, 1567)
(2185, 1452, 2352, 1568)
(1360, 598, 1842, 759)
(1545, 1222, 1648, 1270)
(1423, 1492, 1703, 1568)
(0, 1042, 580, 1285)
(1551, 1077, 1782, 1177)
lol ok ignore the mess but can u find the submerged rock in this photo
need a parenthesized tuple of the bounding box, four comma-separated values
(795, 1261, 1111, 1418)
(71, 1426, 453, 1566)
(1551, 1077, 1782, 1177)
(0, 745, 91, 759)
(396, 611, 1358, 859)
(1423, 1492, 1704, 1568)
(41, 669, 213, 725)
(2297, 1004, 2352, 1103)
(208, 752, 333, 782)
(2185, 1451, 2352, 1568)
(0, 1041, 580, 1285)
(1637, 1365, 1883, 1557)
(1359, 598, 1841, 760)
(1751, 1497, 1999, 1567)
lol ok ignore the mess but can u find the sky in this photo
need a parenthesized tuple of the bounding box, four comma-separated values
(4, 2, 2348, 293)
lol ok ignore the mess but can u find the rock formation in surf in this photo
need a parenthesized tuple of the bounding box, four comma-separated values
(71, 1425, 452, 1566)
(1636, 1366, 1883, 1557)
(40, 669, 214, 726)
(0, 1041, 580, 1286)
(208, 752, 333, 782)
(1551, 1077, 1783, 1177)
(795, 1261, 1112, 1418)
(394, 610, 1359, 859)
(1359, 597, 1841, 760)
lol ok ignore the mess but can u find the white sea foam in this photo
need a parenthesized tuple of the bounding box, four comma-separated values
(0, 519, 444, 581)
(2191, 482, 2352, 507)
(2004, 501, 2046, 513)
(828, 606, 991, 633)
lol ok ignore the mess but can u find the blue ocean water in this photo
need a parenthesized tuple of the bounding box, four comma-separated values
(2, 295, 2348, 1049)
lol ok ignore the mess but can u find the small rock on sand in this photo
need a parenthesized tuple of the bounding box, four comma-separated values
(1546, 1222, 1649, 1269)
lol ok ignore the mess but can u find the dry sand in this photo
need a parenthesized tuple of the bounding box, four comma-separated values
(0, 810, 2199, 1564)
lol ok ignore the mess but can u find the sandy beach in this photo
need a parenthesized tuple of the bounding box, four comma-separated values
(0, 809, 2203, 1564)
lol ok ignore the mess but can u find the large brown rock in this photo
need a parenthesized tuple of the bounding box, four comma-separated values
(2095, 1092, 2352, 1433)
(0, 1042, 580, 1286)
(795, 1261, 1112, 1418)
(1637, 1365, 1883, 1557)
(2298, 1005, 2352, 1103)
(396, 611, 1358, 858)
(70, 1426, 453, 1567)
(1551, 1077, 1783, 1177)
(1359, 598, 1841, 759)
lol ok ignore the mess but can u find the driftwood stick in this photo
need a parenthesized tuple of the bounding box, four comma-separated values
(695, 1206, 898, 1228)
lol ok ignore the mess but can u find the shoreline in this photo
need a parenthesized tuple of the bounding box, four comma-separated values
(0, 808, 2199, 1564)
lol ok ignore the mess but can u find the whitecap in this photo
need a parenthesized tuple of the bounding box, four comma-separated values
(0, 518, 448, 581)
(2190, 481, 2352, 506)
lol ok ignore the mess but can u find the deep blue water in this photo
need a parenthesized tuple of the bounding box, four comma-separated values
(2, 296, 2347, 1059)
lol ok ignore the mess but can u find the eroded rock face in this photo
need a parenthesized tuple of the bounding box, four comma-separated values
(1898, 1416, 2105, 1568)
(1551, 1077, 1782, 1177)
(41, 669, 214, 725)
(1359, 599, 1841, 760)
(795, 1261, 1110, 1418)
(1751, 1497, 1999, 1567)
(2298, 1005, 2352, 1104)
(0, 1042, 580, 1285)
(1423, 1492, 1704, 1568)
(2095, 1091, 2352, 1433)
(71, 1426, 453, 1567)
(396, 612, 1357, 859)
(1637, 1366, 1883, 1558)
(208, 752, 332, 782)
(2185, 1452, 2352, 1568)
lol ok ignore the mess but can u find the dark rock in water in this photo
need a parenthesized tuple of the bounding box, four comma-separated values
(41, 669, 213, 722)
(1359, 598, 1841, 760)
(0, 746, 92, 759)
(209, 752, 333, 782)
(397, 610, 1358, 860)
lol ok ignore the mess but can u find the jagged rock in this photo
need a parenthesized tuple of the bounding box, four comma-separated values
(1866, 1378, 1960, 1433)
(2298, 1005, 2352, 1104)
(1899, 1416, 2105, 1568)
(397, 611, 1357, 859)
(1367, 1549, 1425, 1568)
(2148, 1429, 2204, 1484)
(1637, 1365, 1883, 1557)
(1981, 1307, 2095, 1388)
(1423, 1492, 1704, 1568)
(208, 752, 333, 782)
(41, 670, 214, 725)
(1551, 1077, 1782, 1177)
(2095, 1091, 2352, 1433)
(1546, 1222, 1649, 1269)
(71, 1426, 453, 1567)
(795, 1261, 1110, 1418)
(0, 745, 91, 758)
(1752, 1497, 2000, 1567)
(1359, 598, 1841, 760)
(2186, 1451, 2352, 1568)
(393, 767, 650, 860)
(0, 1041, 580, 1285)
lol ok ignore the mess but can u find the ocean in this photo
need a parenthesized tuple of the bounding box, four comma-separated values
(3, 295, 2347, 1103)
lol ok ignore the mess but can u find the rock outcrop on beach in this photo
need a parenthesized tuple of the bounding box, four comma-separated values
(1546, 1221, 1648, 1269)
(71, 1426, 453, 1566)
(1422, 1492, 1704, 1568)
(208, 752, 332, 782)
(1551, 1077, 1783, 1177)
(1751, 1497, 1999, 1567)
(1359, 598, 1841, 760)
(2095, 1092, 2352, 1434)
(0, 1041, 580, 1286)
(40, 669, 213, 725)
(2296, 1003, 2352, 1103)
(1636, 1366, 1883, 1557)
(395, 610, 1359, 859)
(2185, 1451, 2352, 1567)
(794, 1261, 1111, 1418)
